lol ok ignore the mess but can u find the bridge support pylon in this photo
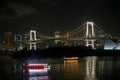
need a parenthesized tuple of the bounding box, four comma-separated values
(85, 21, 95, 48)
(29, 30, 36, 50)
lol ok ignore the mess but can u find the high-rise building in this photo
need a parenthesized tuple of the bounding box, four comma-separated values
(3, 32, 12, 44)
(15, 35, 22, 42)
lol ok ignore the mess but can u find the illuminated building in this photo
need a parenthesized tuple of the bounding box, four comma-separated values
(24, 33, 29, 40)
(3, 32, 12, 44)
(15, 35, 22, 42)
(104, 39, 120, 50)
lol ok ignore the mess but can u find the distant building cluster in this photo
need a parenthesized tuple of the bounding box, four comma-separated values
(0, 31, 63, 51)
(0, 30, 120, 51)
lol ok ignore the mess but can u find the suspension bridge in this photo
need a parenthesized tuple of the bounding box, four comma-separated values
(15, 21, 112, 50)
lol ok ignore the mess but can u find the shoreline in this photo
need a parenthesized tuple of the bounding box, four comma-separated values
(10, 46, 120, 58)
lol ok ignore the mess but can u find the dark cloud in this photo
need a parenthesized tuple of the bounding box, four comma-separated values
(8, 2, 35, 16)
(0, 0, 63, 20)
(0, 1, 36, 20)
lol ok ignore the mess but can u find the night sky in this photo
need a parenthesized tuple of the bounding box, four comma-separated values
(0, 0, 120, 38)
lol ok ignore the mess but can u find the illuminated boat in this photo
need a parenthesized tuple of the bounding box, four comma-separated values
(25, 63, 50, 70)
(64, 57, 79, 60)
(25, 63, 50, 80)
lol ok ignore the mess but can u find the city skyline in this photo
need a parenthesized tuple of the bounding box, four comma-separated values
(0, 0, 120, 37)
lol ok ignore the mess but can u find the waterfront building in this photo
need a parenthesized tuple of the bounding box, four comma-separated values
(3, 32, 12, 44)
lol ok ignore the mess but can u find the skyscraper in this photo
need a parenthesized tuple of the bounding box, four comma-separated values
(3, 32, 12, 44)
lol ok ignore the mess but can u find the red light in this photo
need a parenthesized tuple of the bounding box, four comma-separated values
(26, 64, 48, 70)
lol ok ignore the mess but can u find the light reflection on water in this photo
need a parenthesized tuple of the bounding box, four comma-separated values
(1, 56, 120, 80)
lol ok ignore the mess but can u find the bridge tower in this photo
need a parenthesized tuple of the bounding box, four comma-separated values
(54, 31, 61, 44)
(29, 30, 36, 50)
(85, 21, 95, 48)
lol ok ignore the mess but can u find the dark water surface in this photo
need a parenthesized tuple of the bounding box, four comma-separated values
(1, 54, 120, 80)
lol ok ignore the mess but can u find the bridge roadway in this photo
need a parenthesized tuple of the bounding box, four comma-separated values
(19, 35, 108, 45)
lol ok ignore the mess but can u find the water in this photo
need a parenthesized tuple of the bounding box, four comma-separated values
(1, 54, 120, 80)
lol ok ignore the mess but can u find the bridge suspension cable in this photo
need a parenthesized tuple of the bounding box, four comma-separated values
(94, 24, 111, 38)
(70, 22, 86, 34)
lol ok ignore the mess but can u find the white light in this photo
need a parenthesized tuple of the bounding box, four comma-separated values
(29, 76, 49, 80)
(30, 30, 37, 50)
(85, 21, 95, 48)
(28, 64, 48, 66)
(30, 30, 36, 41)
(28, 69, 48, 72)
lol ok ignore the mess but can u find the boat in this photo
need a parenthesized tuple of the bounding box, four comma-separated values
(25, 63, 50, 70)
(64, 57, 79, 60)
